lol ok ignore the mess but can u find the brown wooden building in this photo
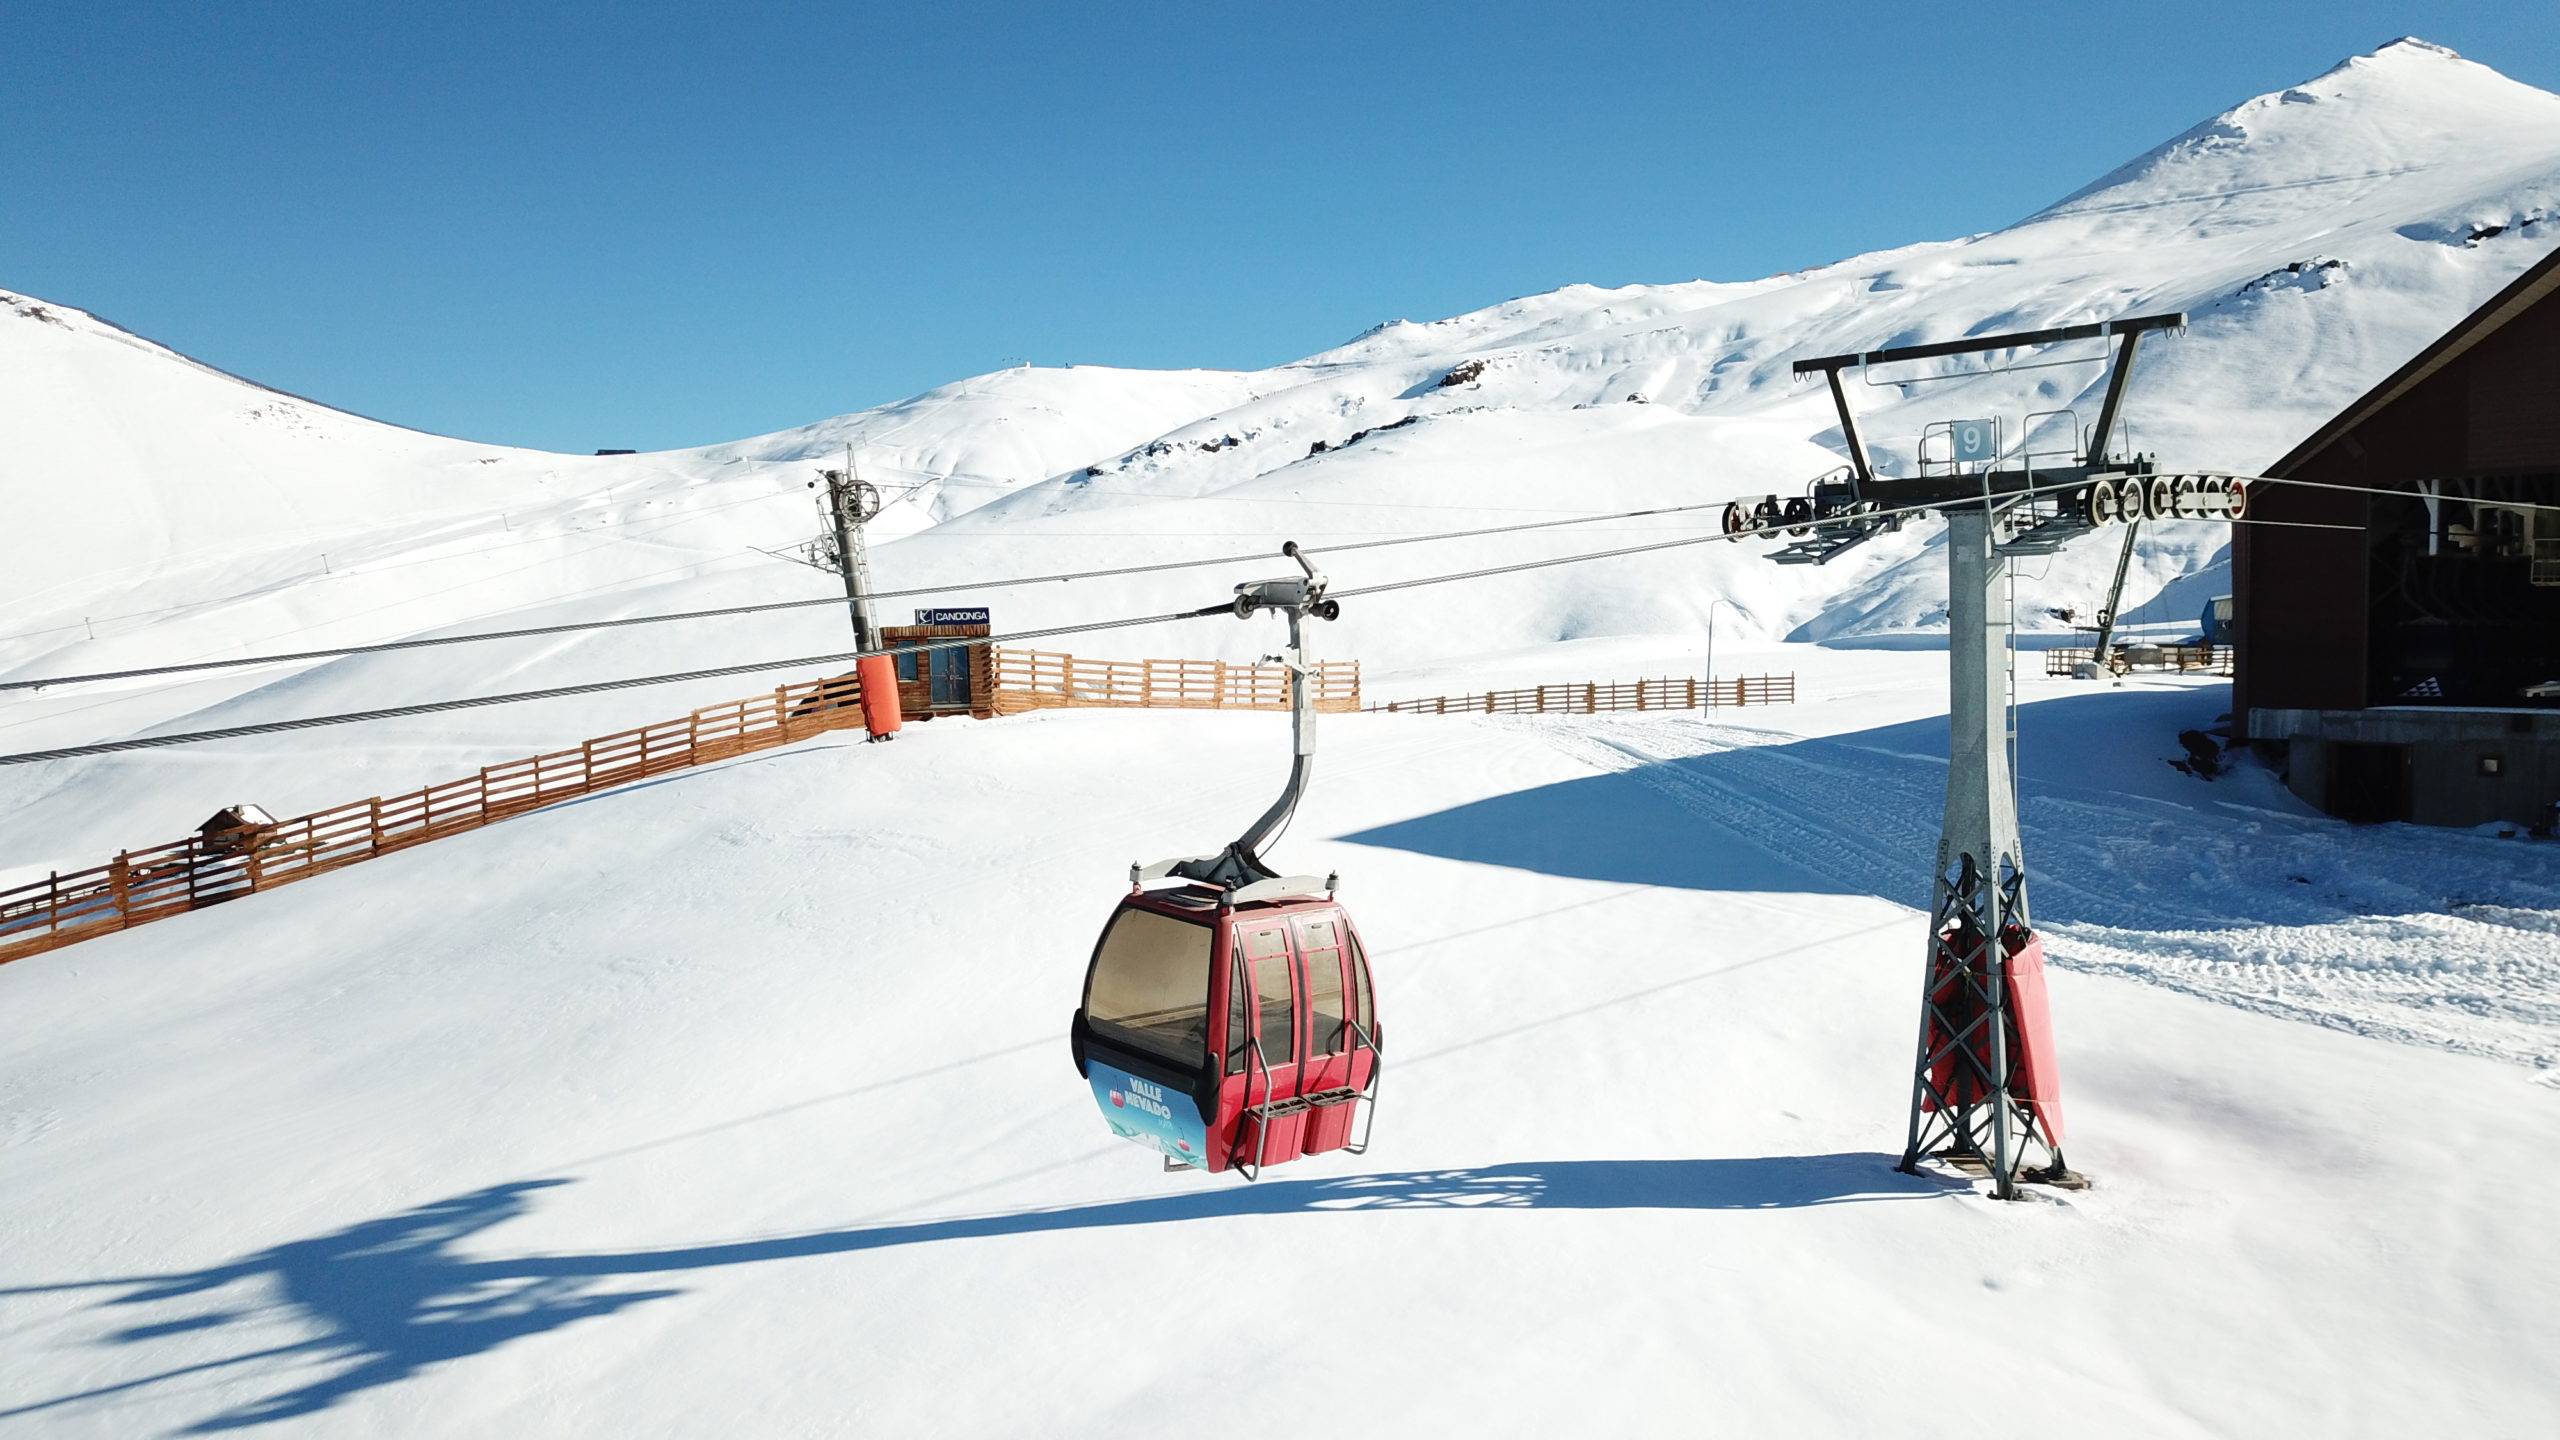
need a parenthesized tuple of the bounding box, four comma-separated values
(880, 618, 995, 719)
(2238, 245, 2560, 827)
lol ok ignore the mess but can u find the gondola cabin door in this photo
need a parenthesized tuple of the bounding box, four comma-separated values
(1222, 916, 1308, 1169)
(1212, 904, 1378, 1172)
(1290, 911, 1376, 1155)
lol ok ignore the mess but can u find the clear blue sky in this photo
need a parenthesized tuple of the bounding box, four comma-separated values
(7, 2, 2553, 454)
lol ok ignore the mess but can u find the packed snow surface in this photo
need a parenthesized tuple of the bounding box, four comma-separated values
(3, 35, 2558, 1437)
(3, 655, 2556, 1436)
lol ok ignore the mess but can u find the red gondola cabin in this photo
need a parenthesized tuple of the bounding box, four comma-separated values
(1071, 882, 1379, 1177)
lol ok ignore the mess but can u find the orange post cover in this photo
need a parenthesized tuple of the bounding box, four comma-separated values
(856, 654, 903, 737)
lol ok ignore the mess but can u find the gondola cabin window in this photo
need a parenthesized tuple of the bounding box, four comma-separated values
(1299, 916, 1348, 1055)
(1242, 923, 1295, 1066)
(1085, 908, 1213, 1065)
(1349, 929, 1375, 1039)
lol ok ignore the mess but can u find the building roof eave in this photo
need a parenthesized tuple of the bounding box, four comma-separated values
(2266, 243, 2560, 478)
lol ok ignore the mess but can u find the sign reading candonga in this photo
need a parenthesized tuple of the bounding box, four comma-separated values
(913, 608, 991, 625)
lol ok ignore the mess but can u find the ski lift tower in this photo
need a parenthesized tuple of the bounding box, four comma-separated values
(1733, 312, 2222, 1198)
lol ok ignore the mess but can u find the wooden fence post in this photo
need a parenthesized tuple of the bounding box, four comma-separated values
(111, 852, 131, 929)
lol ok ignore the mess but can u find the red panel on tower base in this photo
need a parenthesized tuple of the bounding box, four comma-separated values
(2004, 932, 2066, 1146)
(1921, 928, 2066, 1146)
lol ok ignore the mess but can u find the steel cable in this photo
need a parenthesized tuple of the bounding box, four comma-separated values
(0, 499, 1741, 693)
(0, 467, 2395, 765)
(0, 466, 2392, 695)
(0, 605, 1238, 767)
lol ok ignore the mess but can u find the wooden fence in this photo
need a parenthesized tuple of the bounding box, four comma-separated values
(1367, 674, 1795, 715)
(2043, 644, 2231, 677)
(0, 672, 873, 967)
(992, 649, 1361, 716)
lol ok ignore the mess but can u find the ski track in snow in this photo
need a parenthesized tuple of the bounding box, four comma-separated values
(1536, 715, 2560, 1072)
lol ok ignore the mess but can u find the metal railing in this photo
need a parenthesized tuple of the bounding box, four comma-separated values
(1366, 674, 1795, 715)
(2043, 644, 2231, 677)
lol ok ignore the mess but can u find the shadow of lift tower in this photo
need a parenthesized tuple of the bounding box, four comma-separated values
(1731, 311, 2235, 1199)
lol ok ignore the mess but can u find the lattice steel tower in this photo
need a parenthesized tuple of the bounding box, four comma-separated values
(1731, 311, 2244, 1197)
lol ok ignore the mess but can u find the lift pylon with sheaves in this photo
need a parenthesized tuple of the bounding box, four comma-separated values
(1733, 311, 2218, 1198)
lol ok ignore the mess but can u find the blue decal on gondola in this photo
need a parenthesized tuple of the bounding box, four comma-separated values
(1089, 1060, 1209, 1168)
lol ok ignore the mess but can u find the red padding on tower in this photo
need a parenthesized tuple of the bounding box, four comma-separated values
(856, 654, 903, 738)
(2003, 932, 2065, 1145)
(1921, 928, 2066, 1146)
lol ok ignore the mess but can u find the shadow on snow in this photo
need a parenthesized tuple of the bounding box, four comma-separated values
(3, 1156, 1947, 1432)
(1340, 686, 2252, 914)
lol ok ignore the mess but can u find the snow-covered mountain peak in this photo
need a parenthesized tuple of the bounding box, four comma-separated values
(2033, 38, 2560, 231)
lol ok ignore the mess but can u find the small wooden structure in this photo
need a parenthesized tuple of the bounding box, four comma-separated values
(881, 622, 995, 719)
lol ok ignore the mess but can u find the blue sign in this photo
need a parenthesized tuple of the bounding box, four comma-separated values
(1088, 1060, 1210, 1169)
(1950, 419, 1997, 463)
(913, 607, 990, 625)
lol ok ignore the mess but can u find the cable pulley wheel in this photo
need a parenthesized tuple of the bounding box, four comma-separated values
(2088, 480, 2119, 526)
(1782, 496, 1814, 536)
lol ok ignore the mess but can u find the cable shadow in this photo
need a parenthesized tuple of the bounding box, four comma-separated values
(531, 737, 858, 816)
(3, 1156, 1947, 1433)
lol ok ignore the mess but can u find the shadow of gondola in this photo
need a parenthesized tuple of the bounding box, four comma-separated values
(2, 1156, 1948, 1432)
